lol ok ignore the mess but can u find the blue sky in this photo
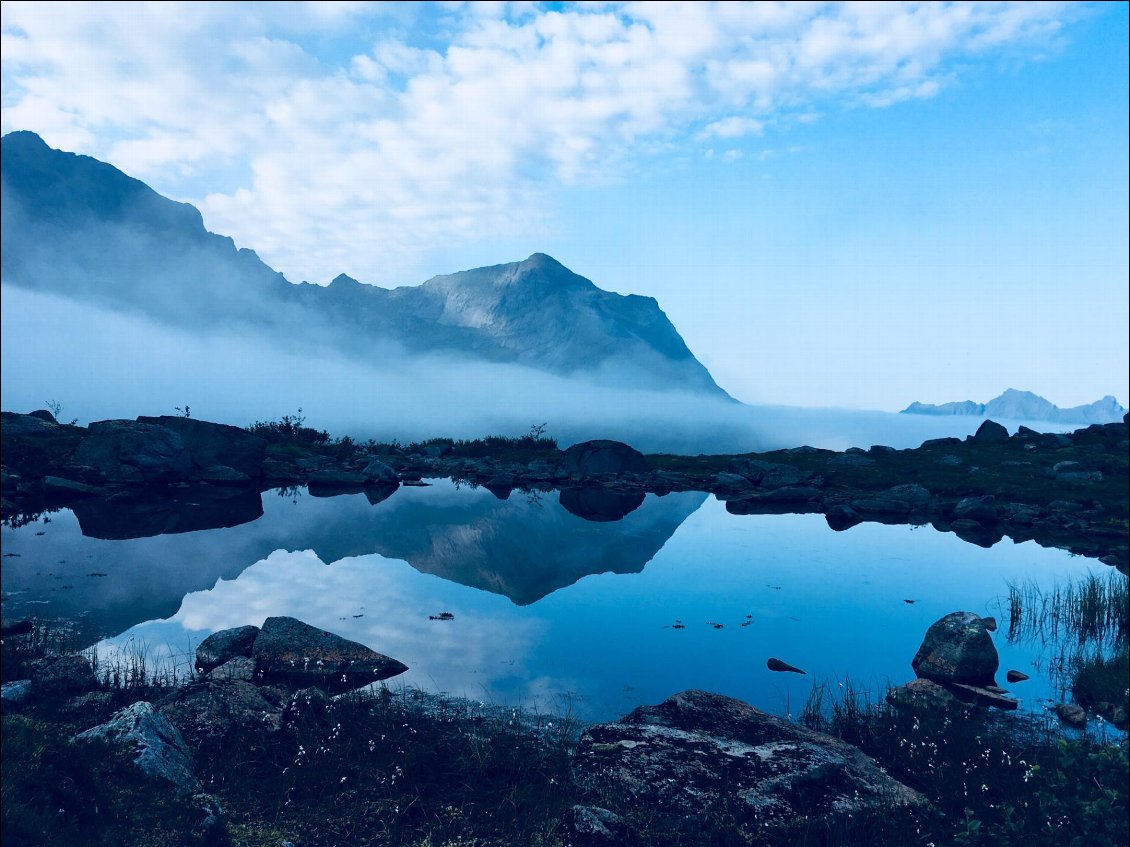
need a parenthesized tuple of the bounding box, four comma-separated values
(2, 1, 1127, 410)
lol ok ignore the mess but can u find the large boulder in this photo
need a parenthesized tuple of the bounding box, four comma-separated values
(137, 416, 266, 478)
(561, 440, 648, 476)
(572, 690, 925, 837)
(74, 701, 199, 794)
(252, 616, 408, 692)
(912, 612, 999, 687)
(72, 419, 191, 484)
(195, 625, 260, 674)
(972, 420, 1009, 442)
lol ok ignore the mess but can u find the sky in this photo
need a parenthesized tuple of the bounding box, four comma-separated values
(2, 1, 1127, 411)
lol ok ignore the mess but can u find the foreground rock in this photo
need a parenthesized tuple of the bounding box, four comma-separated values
(74, 701, 199, 794)
(573, 690, 925, 837)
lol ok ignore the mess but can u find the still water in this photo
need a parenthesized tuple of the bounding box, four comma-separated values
(0, 480, 1113, 721)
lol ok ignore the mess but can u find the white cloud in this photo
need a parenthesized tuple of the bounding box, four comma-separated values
(1, 1, 1077, 284)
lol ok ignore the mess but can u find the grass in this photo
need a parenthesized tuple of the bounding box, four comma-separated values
(1001, 572, 1128, 649)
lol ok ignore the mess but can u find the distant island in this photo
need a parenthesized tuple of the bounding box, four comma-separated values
(901, 389, 1126, 425)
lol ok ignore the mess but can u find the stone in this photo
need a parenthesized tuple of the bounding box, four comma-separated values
(981, 616, 998, 632)
(252, 616, 408, 692)
(561, 440, 648, 476)
(766, 657, 806, 674)
(361, 459, 400, 485)
(42, 475, 103, 497)
(72, 419, 193, 484)
(29, 653, 98, 695)
(886, 679, 961, 711)
(197, 465, 251, 484)
(972, 420, 1009, 442)
(159, 679, 289, 752)
(824, 504, 862, 531)
(911, 612, 999, 687)
(136, 416, 266, 478)
(1, 679, 32, 706)
(1054, 703, 1087, 728)
(948, 683, 1019, 710)
(559, 487, 645, 522)
(954, 495, 998, 522)
(879, 484, 932, 509)
(74, 701, 199, 794)
(206, 656, 257, 683)
(195, 625, 260, 673)
(1005, 670, 1029, 683)
(572, 690, 925, 836)
(726, 459, 808, 488)
(561, 805, 633, 846)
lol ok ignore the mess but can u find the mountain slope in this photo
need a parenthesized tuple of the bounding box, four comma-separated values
(902, 388, 1125, 425)
(1, 131, 728, 398)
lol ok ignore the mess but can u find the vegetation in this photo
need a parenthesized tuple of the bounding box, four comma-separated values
(1002, 572, 1128, 649)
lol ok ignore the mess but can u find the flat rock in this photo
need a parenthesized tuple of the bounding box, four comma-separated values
(572, 690, 925, 836)
(886, 679, 962, 711)
(73, 419, 192, 484)
(252, 616, 408, 692)
(948, 683, 1019, 710)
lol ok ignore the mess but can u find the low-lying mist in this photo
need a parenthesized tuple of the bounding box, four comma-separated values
(1, 285, 1073, 454)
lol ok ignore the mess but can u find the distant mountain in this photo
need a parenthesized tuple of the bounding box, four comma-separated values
(1, 130, 728, 397)
(901, 389, 1126, 425)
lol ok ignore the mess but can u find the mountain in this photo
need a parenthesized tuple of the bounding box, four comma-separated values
(901, 389, 1126, 425)
(1, 130, 728, 397)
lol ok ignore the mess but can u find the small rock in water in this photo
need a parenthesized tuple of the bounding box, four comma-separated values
(1054, 703, 1087, 728)
(428, 612, 455, 621)
(766, 658, 806, 674)
(1006, 669, 1029, 683)
(981, 616, 998, 632)
(903, 599, 916, 605)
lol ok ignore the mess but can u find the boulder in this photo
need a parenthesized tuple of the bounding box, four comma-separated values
(572, 690, 925, 836)
(252, 616, 408, 692)
(136, 416, 266, 478)
(1, 679, 33, 707)
(972, 420, 1009, 442)
(953, 495, 998, 522)
(158, 679, 289, 751)
(206, 656, 257, 683)
(72, 419, 191, 484)
(911, 612, 999, 687)
(561, 440, 648, 476)
(1005, 670, 1030, 683)
(74, 701, 199, 794)
(886, 678, 962, 711)
(361, 459, 400, 485)
(29, 653, 98, 696)
(195, 625, 260, 673)
(561, 805, 633, 846)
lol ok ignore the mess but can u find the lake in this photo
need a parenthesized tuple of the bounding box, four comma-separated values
(1, 479, 1119, 722)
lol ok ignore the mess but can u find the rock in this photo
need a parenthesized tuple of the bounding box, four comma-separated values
(714, 471, 757, 492)
(1005, 670, 1029, 683)
(981, 616, 998, 632)
(364, 483, 399, 506)
(1, 619, 34, 636)
(136, 416, 266, 478)
(1054, 703, 1087, 728)
(74, 701, 199, 794)
(948, 683, 1019, 710)
(886, 679, 962, 711)
(726, 459, 808, 488)
(281, 687, 334, 731)
(561, 440, 648, 476)
(361, 459, 400, 485)
(561, 805, 633, 846)
(206, 656, 257, 683)
(307, 469, 367, 493)
(1, 679, 32, 707)
(954, 495, 998, 522)
(42, 475, 103, 497)
(828, 453, 875, 466)
(252, 616, 408, 692)
(758, 485, 823, 503)
(195, 625, 260, 673)
(921, 436, 962, 448)
(911, 612, 999, 687)
(572, 690, 925, 836)
(29, 653, 98, 695)
(196, 465, 251, 484)
(972, 420, 1009, 442)
(766, 658, 806, 674)
(73, 419, 193, 484)
(28, 409, 58, 423)
(159, 679, 289, 751)
(879, 483, 932, 509)
(0, 411, 64, 438)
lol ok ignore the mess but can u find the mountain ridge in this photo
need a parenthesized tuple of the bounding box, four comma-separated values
(902, 388, 1125, 425)
(1, 130, 729, 398)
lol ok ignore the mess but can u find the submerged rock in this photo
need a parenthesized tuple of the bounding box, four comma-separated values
(912, 611, 999, 687)
(573, 690, 925, 836)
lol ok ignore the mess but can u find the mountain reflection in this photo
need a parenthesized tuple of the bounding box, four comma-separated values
(0, 482, 707, 641)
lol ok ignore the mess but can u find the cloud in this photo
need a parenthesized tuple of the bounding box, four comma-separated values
(1, 2, 1077, 284)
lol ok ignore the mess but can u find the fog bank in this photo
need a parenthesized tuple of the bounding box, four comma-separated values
(1, 286, 1074, 453)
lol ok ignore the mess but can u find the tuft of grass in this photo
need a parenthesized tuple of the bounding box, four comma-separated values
(1003, 572, 1128, 649)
